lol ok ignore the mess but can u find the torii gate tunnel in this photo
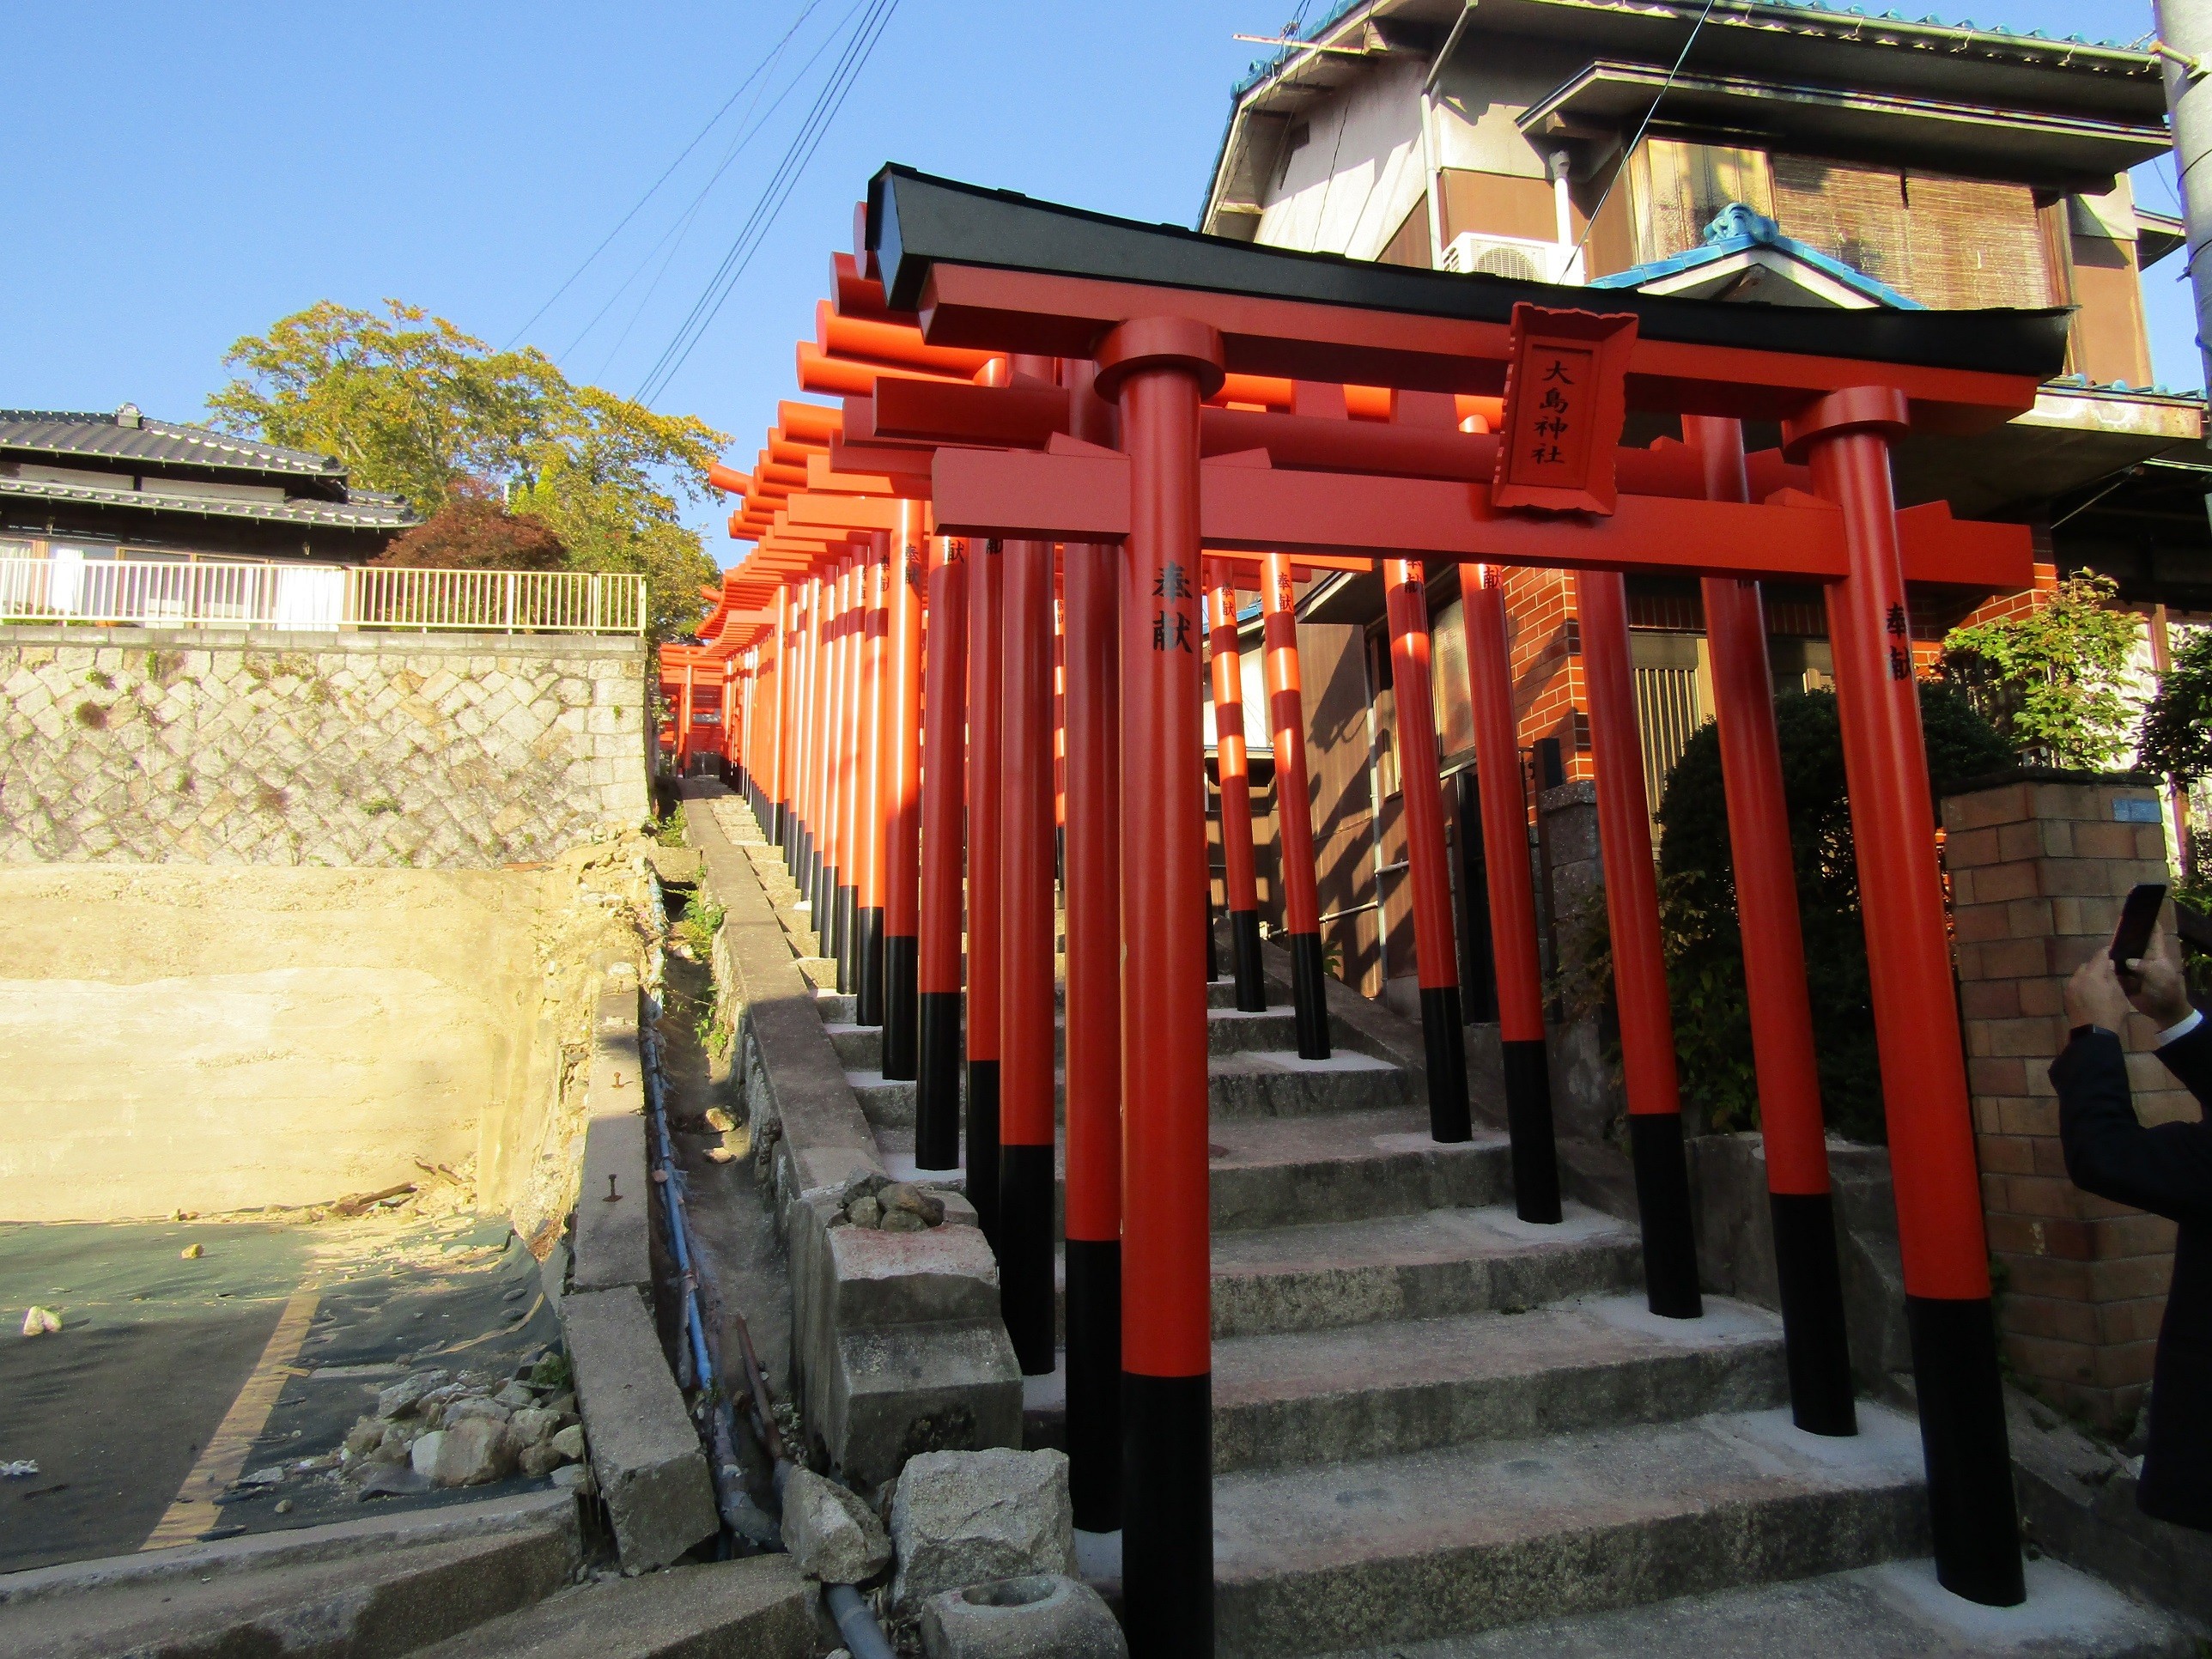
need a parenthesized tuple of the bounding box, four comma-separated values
(701, 164, 2067, 1653)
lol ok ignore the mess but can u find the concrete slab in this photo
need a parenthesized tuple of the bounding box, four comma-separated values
(1206, 1110, 1514, 1231)
(1210, 1201, 1642, 1337)
(1212, 1294, 1789, 1472)
(1312, 1557, 2192, 1658)
(571, 1114, 650, 1294)
(561, 1288, 717, 1572)
(1211, 1404, 1930, 1655)
(410, 1555, 817, 1657)
(8, 1491, 578, 1659)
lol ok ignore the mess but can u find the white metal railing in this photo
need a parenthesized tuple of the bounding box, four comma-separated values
(0, 554, 646, 635)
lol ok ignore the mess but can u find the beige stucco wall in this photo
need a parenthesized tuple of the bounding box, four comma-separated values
(0, 862, 634, 1223)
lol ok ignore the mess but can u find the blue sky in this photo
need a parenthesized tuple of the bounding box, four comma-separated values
(2, 2, 2189, 562)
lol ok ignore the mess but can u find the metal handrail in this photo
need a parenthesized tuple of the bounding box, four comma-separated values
(0, 553, 645, 635)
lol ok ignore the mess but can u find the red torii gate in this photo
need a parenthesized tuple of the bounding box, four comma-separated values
(854, 162, 2057, 1650)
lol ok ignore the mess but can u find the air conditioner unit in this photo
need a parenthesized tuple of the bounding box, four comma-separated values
(1442, 232, 1582, 286)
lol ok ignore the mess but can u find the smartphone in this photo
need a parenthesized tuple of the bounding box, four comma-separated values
(2112, 882, 2168, 981)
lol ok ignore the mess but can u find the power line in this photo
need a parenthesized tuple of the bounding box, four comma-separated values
(634, 0, 901, 406)
(562, 4, 861, 368)
(1571, 0, 1722, 265)
(501, 0, 828, 352)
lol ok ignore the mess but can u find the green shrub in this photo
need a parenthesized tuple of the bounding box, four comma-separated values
(1653, 682, 2010, 1143)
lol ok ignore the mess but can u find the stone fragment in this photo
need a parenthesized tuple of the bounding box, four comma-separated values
(519, 1441, 564, 1478)
(920, 1575, 1128, 1658)
(343, 1416, 386, 1458)
(780, 1467, 892, 1585)
(410, 1431, 447, 1478)
(433, 1416, 516, 1486)
(21, 1306, 61, 1336)
(494, 1381, 537, 1409)
(550, 1425, 586, 1461)
(550, 1462, 593, 1493)
(882, 1182, 945, 1224)
(356, 1465, 431, 1500)
(377, 1370, 448, 1419)
(881, 1209, 927, 1234)
(890, 1450, 1076, 1610)
(705, 1108, 735, 1132)
(848, 1196, 882, 1228)
(448, 1395, 512, 1426)
(180, 1243, 204, 1260)
(509, 1407, 561, 1447)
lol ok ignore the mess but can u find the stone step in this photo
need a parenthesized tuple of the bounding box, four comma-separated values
(1212, 1404, 1930, 1657)
(848, 1068, 915, 1132)
(1212, 1294, 1787, 1474)
(875, 1109, 1515, 1231)
(1211, 1201, 1640, 1338)
(1206, 1005, 1304, 1053)
(796, 957, 838, 992)
(814, 987, 857, 1023)
(1305, 1557, 2191, 1659)
(409, 1557, 816, 1658)
(7, 1492, 579, 1659)
(825, 1019, 881, 1070)
(1208, 1048, 1416, 1118)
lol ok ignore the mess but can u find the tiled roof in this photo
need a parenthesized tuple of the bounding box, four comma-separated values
(1588, 202, 1923, 307)
(0, 409, 346, 479)
(0, 474, 416, 531)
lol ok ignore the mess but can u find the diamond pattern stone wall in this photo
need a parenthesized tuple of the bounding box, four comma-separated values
(0, 626, 651, 868)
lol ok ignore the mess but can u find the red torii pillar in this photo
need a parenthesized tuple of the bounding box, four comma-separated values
(966, 535, 1006, 1248)
(1459, 564, 1562, 1222)
(805, 571, 831, 915)
(835, 553, 863, 990)
(881, 503, 927, 1079)
(915, 534, 969, 1170)
(858, 533, 890, 1025)
(1206, 562, 1267, 1012)
(1382, 560, 1474, 1144)
(1261, 553, 1331, 1060)
(1000, 511, 1060, 1374)
(1577, 568, 1701, 1318)
(1099, 317, 1218, 1656)
(1063, 359, 1124, 1534)
(1689, 415, 1856, 1437)
(1786, 386, 2021, 1604)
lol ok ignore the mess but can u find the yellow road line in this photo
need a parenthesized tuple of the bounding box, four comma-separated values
(140, 1287, 321, 1551)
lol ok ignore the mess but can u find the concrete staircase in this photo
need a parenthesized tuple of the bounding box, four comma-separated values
(790, 933, 2190, 1656)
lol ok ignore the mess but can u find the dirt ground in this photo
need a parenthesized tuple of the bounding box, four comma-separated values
(0, 1204, 562, 1575)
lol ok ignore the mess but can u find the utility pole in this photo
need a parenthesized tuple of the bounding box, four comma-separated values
(2155, 0, 2212, 402)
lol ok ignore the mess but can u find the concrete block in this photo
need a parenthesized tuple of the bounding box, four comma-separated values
(889, 1449, 1075, 1611)
(408, 1556, 817, 1657)
(921, 1575, 1127, 1658)
(562, 1287, 719, 1571)
(571, 1114, 650, 1293)
(830, 1321, 1024, 1491)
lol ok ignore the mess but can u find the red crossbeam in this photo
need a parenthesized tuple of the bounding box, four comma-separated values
(929, 447, 2031, 588)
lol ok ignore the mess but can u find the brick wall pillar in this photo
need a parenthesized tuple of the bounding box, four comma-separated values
(1942, 775, 2186, 1429)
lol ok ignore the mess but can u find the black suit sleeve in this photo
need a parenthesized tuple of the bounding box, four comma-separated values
(2052, 1027, 2212, 1228)
(2157, 1018, 2212, 1111)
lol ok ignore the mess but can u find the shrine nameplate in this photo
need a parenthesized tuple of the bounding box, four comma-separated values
(1492, 303, 1639, 515)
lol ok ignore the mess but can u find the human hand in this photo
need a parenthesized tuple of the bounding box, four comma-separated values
(2064, 950, 2134, 1034)
(2122, 926, 2194, 1030)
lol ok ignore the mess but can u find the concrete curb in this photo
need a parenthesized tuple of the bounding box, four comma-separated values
(685, 788, 1021, 1491)
(563, 1286, 720, 1572)
(571, 963, 652, 1295)
(0, 1487, 579, 1609)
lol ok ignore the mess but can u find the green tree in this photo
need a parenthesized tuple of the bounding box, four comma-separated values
(1938, 574, 2141, 768)
(2137, 626, 2212, 788)
(1654, 682, 2011, 1143)
(207, 300, 727, 641)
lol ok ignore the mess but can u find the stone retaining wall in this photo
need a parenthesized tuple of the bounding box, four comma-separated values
(0, 625, 649, 868)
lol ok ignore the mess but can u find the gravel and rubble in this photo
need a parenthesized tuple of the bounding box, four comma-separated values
(333, 1354, 589, 1498)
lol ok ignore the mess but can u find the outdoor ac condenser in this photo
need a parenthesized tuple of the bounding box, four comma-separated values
(1441, 231, 1583, 286)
